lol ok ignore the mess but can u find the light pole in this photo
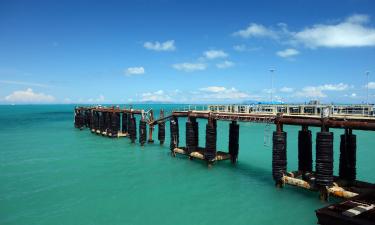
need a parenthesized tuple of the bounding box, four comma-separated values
(269, 68, 275, 103)
(366, 71, 370, 105)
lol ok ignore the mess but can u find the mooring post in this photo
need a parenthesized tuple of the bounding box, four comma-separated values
(229, 120, 239, 164)
(158, 109, 165, 145)
(273, 113, 287, 188)
(298, 125, 312, 174)
(204, 115, 217, 166)
(148, 110, 154, 143)
(339, 128, 356, 185)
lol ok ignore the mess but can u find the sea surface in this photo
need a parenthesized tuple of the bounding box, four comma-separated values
(1, 104, 375, 225)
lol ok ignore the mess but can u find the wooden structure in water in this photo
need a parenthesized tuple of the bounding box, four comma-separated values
(74, 105, 375, 224)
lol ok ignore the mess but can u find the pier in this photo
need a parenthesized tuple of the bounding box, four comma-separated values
(74, 104, 375, 225)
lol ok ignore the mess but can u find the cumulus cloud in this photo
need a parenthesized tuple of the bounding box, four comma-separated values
(0, 80, 52, 88)
(203, 50, 228, 59)
(4, 88, 55, 103)
(172, 63, 207, 72)
(140, 90, 172, 102)
(276, 48, 300, 58)
(233, 23, 278, 39)
(319, 83, 349, 91)
(199, 86, 227, 92)
(233, 44, 261, 52)
(143, 40, 176, 51)
(88, 95, 105, 103)
(366, 82, 375, 89)
(295, 83, 349, 98)
(295, 14, 375, 48)
(295, 86, 327, 98)
(199, 86, 249, 99)
(233, 14, 375, 49)
(279, 87, 294, 93)
(125, 67, 145, 76)
(216, 60, 234, 69)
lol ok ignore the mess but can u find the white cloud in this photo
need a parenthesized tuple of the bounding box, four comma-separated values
(143, 40, 176, 51)
(199, 86, 249, 99)
(295, 14, 375, 48)
(216, 60, 234, 69)
(366, 82, 375, 89)
(233, 45, 246, 52)
(233, 23, 277, 39)
(319, 83, 348, 91)
(295, 86, 327, 98)
(4, 88, 55, 103)
(200, 86, 226, 92)
(351, 93, 357, 98)
(295, 83, 349, 98)
(233, 44, 261, 52)
(88, 95, 105, 103)
(280, 87, 294, 93)
(172, 63, 207, 72)
(140, 90, 172, 102)
(276, 48, 299, 58)
(203, 50, 228, 59)
(0, 80, 52, 88)
(125, 67, 145, 76)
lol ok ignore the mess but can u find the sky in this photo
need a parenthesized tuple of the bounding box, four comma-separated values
(0, 0, 375, 104)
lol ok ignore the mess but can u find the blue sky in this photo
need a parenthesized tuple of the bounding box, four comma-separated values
(0, 0, 375, 104)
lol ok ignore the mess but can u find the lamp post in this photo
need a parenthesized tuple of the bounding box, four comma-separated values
(269, 68, 275, 104)
(366, 71, 370, 105)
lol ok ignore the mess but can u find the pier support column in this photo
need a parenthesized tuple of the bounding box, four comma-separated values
(122, 113, 128, 134)
(139, 119, 147, 146)
(158, 109, 165, 145)
(170, 116, 179, 153)
(204, 117, 217, 164)
(298, 125, 312, 173)
(186, 116, 198, 154)
(74, 109, 78, 128)
(339, 129, 357, 184)
(99, 112, 105, 134)
(111, 112, 119, 137)
(148, 110, 154, 143)
(272, 120, 287, 188)
(229, 121, 239, 164)
(93, 111, 99, 132)
(89, 110, 94, 130)
(316, 131, 334, 200)
(129, 115, 137, 143)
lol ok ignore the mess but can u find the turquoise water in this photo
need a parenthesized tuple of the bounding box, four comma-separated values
(1, 104, 375, 225)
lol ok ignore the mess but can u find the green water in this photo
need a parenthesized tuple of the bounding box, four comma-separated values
(1, 105, 374, 225)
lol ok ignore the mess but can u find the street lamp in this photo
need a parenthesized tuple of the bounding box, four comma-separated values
(269, 68, 275, 104)
(366, 71, 370, 105)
